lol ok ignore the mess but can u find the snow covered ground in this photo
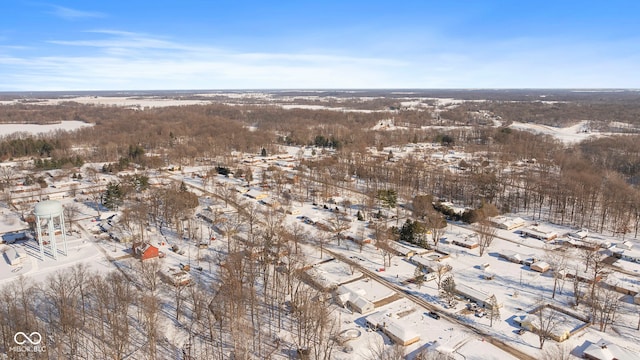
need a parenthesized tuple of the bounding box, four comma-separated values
(2, 150, 640, 359)
(0, 120, 92, 136)
(508, 120, 623, 144)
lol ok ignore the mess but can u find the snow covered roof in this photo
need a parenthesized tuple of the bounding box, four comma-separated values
(583, 337, 638, 360)
(365, 312, 419, 344)
(569, 229, 589, 239)
(490, 216, 526, 229)
(531, 261, 551, 272)
(500, 251, 523, 262)
(245, 188, 264, 198)
(455, 283, 491, 303)
(522, 226, 558, 240)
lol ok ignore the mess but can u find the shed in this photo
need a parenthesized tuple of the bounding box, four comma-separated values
(530, 261, 551, 273)
(4, 247, 27, 266)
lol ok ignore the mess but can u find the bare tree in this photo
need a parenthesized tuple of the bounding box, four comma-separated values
(290, 287, 338, 360)
(545, 246, 568, 299)
(316, 232, 330, 259)
(433, 263, 453, 290)
(412, 194, 433, 220)
(592, 284, 621, 332)
(542, 343, 572, 360)
(425, 210, 447, 249)
(136, 258, 162, 293)
(328, 211, 350, 247)
(488, 294, 500, 327)
(64, 203, 81, 233)
(367, 339, 405, 360)
(140, 293, 161, 360)
(571, 264, 585, 307)
(0, 166, 15, 191)
(474, 220, 497, 256)
(533, 303, 560, 350)
(414, 266, 426, 289)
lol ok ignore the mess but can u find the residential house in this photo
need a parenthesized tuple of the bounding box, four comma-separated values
(583, 337, 638, 360)
(132, 242, 159, 261)
(521, 226, 558, 241)
(365, 312, 420, 346)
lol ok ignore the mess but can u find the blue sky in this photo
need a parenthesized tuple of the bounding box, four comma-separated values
(1, 1, 639, 90)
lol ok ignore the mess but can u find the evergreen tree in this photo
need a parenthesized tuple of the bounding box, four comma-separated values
(103, 182, 123, 210)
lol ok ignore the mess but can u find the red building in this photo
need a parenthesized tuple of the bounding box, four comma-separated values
(132, 242, 159, 261)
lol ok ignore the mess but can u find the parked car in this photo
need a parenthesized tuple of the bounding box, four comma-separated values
(517, 328, 525, 335)
(475, 310, 486, 318)
(428, 311, 440, 320)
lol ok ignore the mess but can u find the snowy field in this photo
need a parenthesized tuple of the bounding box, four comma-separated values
(0, 120, 92, 136)
(508, 120, 623, 144)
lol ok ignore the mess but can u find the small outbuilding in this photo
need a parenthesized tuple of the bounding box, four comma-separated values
(4, 247, 27, 266)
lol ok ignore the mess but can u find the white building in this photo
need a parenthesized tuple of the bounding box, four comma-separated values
(521, 226, 558, 241)
(455, 283, 500, 308)
(489, 216, 526, 230)
(365, 312, 420, 346)
(3, 246, 27, 266)
(530, 261, 551, 273)
(583, 337, 638, 360)
(335, 285, 375, 314)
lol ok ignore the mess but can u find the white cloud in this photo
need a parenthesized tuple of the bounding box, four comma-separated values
(2, 30, 639, 90)
(49, 6, 105, 20)
(1, 31, 410, 90)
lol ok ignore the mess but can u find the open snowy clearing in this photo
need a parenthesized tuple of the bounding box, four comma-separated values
(0, 120, 92, 136)
(508, 120, 621, 144)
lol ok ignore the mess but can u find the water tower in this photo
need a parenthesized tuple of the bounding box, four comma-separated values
(34, 200, 68, 260)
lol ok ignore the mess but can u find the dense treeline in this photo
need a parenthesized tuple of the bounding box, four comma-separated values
(0, 136, 66, 160)
(443, 100, 640, 127)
